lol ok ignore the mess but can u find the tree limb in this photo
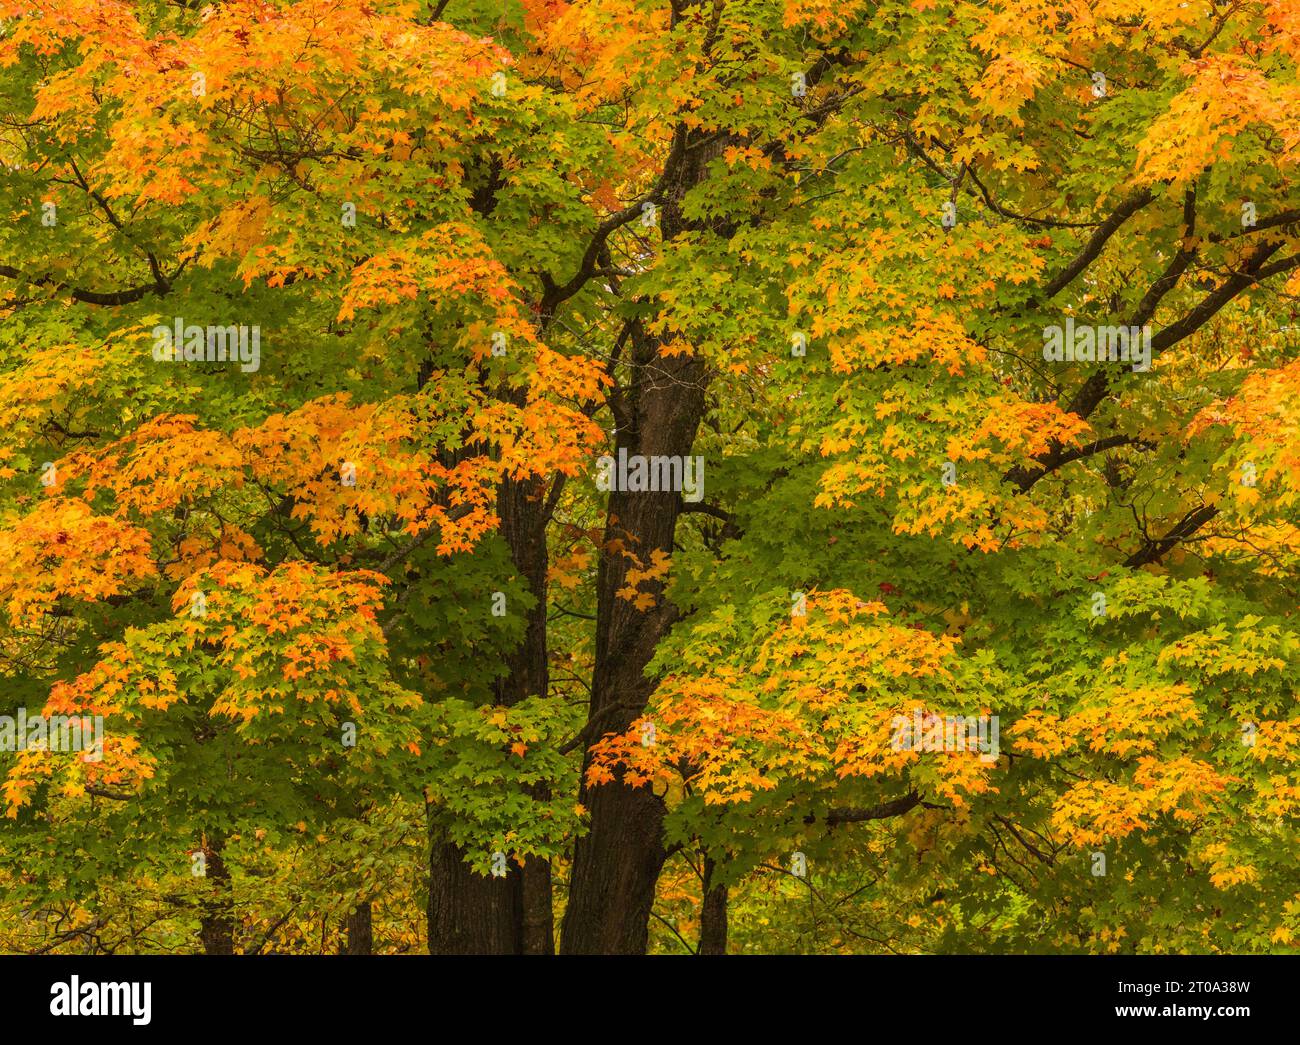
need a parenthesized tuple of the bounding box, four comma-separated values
(814, 792, 924, 826)
(1124, 504, 1220, 568)
(1037, 187, 1156, 302)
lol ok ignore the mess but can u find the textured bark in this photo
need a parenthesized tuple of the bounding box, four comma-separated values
(699, 856, 728, 955)
(561, 121, 725, 953)
(341, 901, 373, 955)
(425, 822, 553, 954)
(493, 473, 556, 954)
(519, 855, 554, 955)
(559, 349, 705, 952)
(493, 474, 552, 707)
(427, 827, 522, 953)
(198, 835, 235, 955)
(425, 472, 554, 954)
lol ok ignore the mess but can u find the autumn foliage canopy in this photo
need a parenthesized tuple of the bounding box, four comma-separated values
(1, 0, 1300, 955)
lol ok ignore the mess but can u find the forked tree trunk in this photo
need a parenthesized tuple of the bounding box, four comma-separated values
(560, 108, 728, 952)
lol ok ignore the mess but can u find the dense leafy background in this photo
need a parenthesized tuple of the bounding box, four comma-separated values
(1, 0, 1299, 954)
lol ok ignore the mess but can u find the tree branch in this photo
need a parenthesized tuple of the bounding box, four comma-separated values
(540, 125, 688, 312)
(1037, 187, 1156, 302)
(812, 792, 924, 826)
(84, 785, 133, 801)
(1007, 435, 1156, 493)
(1124, 504, 1220, 568)
(0, 264, 165, 306)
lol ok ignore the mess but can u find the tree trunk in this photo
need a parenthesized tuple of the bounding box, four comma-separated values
(559, 102, 729, 950)
(560, 329, 709, 952)
(699, 855, 728, 955)
(427, 825, 522, 953)
(342, 901, 372, 955)
(425, 472, 554, 954)
(519, 855, 554, 955)
(495, 473, 556, 955)
(198, 834, 235, 955)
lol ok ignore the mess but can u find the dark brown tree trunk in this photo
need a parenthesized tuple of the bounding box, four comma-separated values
(555, 25, 735, 944)
(699, 855, 728, 955)
(559, 105, 727, 951)
(518, 855, 553, 954)
(561, 333, 709, 953)
(425, 472, 555, 954)
(198, 834, 235, 955)
(427, 826, 522, 953)
(494, 473, 556, 955)
(342, 901, 372, 955)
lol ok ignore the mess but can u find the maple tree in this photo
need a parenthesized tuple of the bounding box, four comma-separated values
(1, 0, 1299, 956)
